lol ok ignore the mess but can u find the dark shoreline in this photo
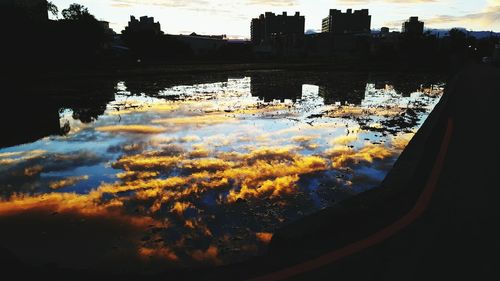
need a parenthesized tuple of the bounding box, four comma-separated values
(8, 60, 450, 83)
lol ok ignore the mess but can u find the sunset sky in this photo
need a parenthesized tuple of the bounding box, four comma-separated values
(51, 0, 500, 38)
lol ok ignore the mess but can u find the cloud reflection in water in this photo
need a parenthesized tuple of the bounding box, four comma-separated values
(0, 76, 443, 271)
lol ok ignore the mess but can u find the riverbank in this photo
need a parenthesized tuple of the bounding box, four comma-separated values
(6, 60, 450, 88)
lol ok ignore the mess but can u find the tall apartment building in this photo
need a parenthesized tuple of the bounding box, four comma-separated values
(251, 12, 305, 45)
(322, 9, 371, 34)
(402, 17, 424, 36)
(123, 16, 162, 35)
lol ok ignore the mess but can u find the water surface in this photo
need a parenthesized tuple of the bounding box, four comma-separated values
(0, 72, 443, 272)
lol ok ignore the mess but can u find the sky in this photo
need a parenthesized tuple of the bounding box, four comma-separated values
(50, 0, 500, 38)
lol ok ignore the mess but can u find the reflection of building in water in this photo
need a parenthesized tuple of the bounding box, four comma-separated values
(369, 74, 441, 97)
(390, 80, 423, 97)
(317, 78, 368, 105)
(250, 74, 303, 102)
(250, 72, 369, 104)
(123, 74, 233, 97)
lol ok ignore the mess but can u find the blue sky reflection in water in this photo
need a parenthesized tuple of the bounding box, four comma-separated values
(0, 76, 443, 271)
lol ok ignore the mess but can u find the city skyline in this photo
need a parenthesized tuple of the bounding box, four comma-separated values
(46, 0, 500, 38)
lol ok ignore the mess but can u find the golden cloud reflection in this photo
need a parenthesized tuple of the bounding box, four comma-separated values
(96, 125, 166, 134)
(0, 150, 46, 166)
(326, 144, 394, 169)
(256, 232, 273, 243)
(49, 175, 89, 190)
(152, 114, 238, 126)
(0, 77, 443, 270)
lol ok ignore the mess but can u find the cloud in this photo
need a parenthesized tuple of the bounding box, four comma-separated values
(152, 114, 238, 126)
(111, 0, 209, 8)
(191, 245, 221, 264)
(0, 150, 46, 166)
(325, 144, 394, 168)
(255, 232, 273, 243)
(170, 201, 195, 216)
(337, 0, 436, 3)
(179, 135, 202, 143)
(0, 133, 402, 268)
(49, 175, 90, 190)
(96, 125, 166, 134)
(246, 0, 298, 6)
(291, 135, 320, 150)
(24, 165, 43, 177)
(423, 5, 500, 29)
(383, 1, 500, 30)
(330, 134, 358, 146)
(384, 0, 436, 2)
(0, 151, 104, 198)
(138, 246, 179, 261)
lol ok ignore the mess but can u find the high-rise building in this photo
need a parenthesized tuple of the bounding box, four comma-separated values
(250, 12, 305, 45)
(322, 9, 371, 34)
(123, 16, 162, 35)
(381, 27, 390, 35)
(402, 17, 424, 36)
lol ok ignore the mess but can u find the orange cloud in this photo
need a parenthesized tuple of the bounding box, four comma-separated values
(170, 201, 195, 216)
(331, 134, 358, 146)
(138, 247, 179, 262)
(0, 150, 46, 165)
(191, 245, 221, 264)
(256, 232, 273, 243)
(24, 165, 43, 177)
(152, 114, 237, 126)
(326, 144, 393, 168)
(49, 175, 90, 190)
(114, 154, 182, 171)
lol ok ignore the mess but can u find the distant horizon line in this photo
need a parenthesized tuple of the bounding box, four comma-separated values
(92, 17, 500, 38)
(104, 23, 500, 39)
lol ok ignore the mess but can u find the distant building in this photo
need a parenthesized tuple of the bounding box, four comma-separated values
(322, 9, 371, 34)
(100, 21, 116, 36)
(0, 0, 48, 22)
(402, 17, 424, 36)
(380, 27, 390, 36)
(123, 16, 162, 35)
(250, 11, 305, 45)
(173, 33, 227, 55)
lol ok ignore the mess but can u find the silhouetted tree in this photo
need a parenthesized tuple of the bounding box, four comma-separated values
(61, 4, 91, 21)
(47, 1, 58, 17)
(47, 3, 108, 67)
